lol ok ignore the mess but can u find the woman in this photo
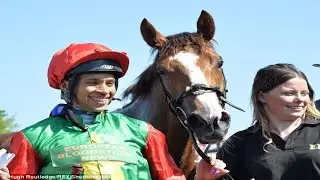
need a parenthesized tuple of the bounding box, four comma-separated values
(217, 63, 320, 180)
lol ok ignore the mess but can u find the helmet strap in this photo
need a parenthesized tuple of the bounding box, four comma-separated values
(61, 75, 79, 105)
(115, 78, 119, 90)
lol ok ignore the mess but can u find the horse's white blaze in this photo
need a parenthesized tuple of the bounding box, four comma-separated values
(170, 51, 223, 119)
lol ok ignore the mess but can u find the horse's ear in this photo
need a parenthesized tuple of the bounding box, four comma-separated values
(140, 18, 166, 49)
(197, 10, 215, 41)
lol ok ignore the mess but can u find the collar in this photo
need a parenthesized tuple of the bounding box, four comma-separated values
(49, 103, 102, 116)
(248, 122, 260, 134)
(303, 118, 320, 125)
(50, 103, 69, 116)
(72, 107, 97, 115)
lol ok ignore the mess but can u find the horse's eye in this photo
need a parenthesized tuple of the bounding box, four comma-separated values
(157, 68, 166, 75)
(217, 60, 224, 68)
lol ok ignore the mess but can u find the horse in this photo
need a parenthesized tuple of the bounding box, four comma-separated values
(116, 10, 244, 179)
(0, 10, 243, 179)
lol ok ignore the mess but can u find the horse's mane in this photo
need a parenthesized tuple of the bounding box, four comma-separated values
(122, 32, 216, 104)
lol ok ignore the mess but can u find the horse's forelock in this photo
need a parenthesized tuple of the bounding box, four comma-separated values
(163, 33, 213, 56)
(122, 32, 216, 103)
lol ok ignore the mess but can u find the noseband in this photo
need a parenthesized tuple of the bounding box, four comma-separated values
(156, 65, 244, 165)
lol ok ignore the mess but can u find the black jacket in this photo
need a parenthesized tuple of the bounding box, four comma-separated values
(217, 119, 320, 180)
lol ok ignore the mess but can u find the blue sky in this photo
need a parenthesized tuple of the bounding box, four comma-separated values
(1, 0, 319, 136)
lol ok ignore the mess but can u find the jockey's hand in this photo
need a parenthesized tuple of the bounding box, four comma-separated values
(195, 158, 230, 180)
(0, 166, 10, 180)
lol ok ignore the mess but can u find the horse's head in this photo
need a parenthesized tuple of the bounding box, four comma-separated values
(140, 10, 230, 144)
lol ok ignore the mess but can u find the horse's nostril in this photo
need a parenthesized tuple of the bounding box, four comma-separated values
(187, 113, 207, 130)
(215, 111, 230, 130)
(221, 111, 230, 122)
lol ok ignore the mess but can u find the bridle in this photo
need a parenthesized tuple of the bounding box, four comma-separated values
(156, 64, 245, 164)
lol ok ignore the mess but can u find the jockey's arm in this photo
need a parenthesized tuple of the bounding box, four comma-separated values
(143, 124, 229, 180)
(143, 124, 186, 180)
(7, 132, 41, 175)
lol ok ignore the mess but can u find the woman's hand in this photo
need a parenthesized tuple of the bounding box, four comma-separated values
(195, 158, 230, 180)
(0, 167, 10, 180)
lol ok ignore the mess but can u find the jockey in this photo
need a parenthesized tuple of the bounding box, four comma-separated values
(313, 64, 320, 110)
(7, 43, 228, 180)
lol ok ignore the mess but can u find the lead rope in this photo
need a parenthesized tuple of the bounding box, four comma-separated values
(175, 108, 234, 180)
(156, 67, 236, 180)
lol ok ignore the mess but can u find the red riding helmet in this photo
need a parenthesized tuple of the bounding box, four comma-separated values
(48, 43, 129, 89)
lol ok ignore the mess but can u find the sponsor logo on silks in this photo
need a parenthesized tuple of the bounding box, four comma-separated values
(50, 143, 138, 167)
(309, 144, 320, 150)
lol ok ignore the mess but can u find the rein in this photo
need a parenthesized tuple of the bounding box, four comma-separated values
(156, 66, 243, 180)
